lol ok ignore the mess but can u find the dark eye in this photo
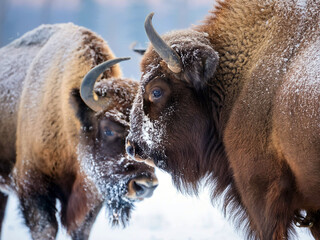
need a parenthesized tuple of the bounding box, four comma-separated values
(104, 129, 114, 136)
(150, 88, 163, 101)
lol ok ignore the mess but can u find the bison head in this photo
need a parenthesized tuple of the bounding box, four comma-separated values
(70, 58, 158, 227)
(126, 13, 220, 193)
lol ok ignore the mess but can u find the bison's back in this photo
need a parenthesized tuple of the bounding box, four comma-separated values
(0, 25, 58, 179)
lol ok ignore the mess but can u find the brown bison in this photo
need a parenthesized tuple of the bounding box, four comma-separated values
(126, 1, 320, 239)
(0, 23, 158, 240)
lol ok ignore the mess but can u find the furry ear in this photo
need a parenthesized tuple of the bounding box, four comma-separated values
(180, 45, 219, 90)
(69, 88, 95, 129)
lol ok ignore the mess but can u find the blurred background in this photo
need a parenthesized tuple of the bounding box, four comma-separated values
(0, 0, 314, 239)
(0, 0, 214, 79)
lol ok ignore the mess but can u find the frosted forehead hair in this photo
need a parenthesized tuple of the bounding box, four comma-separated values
(95, 77, 137, 126)
(142, 29, 212, 83)
(105, 109, 130, 127)
(95, 77, 136, 101)
(161, 29, 210, 47)
(144, 29, 210, 61)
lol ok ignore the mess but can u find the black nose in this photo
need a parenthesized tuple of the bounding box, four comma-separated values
(132, 180, 157, 198)
(126, 144, 135, 157)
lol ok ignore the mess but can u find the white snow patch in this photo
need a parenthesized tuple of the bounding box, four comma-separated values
(105, 110, 130, 127)
(296, 0, 307, 9)
(141, 114, 165, 149)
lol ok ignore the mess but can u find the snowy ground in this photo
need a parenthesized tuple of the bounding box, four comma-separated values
(2, 170, 314, 240)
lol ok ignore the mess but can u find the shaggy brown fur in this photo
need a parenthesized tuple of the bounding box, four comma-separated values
(127, 0, 320, 239)
(0, 23, 157, 240)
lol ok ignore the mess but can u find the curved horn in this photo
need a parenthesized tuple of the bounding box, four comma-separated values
(80, 57, 130, 112)
(144, 12, 182, 73)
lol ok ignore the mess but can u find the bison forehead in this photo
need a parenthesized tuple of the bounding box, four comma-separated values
(104, 110, 129, 127)
(141, 63, 163, 88)
(143, 29, 211, 58)
(161, 29, 210, 47)
(95, 77, 138, 103)
(129, 87, 175, 160)
(141, 29, 214, 85)
(94, 77, 138, 121)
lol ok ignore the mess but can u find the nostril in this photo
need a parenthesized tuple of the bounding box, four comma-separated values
(126, 144, 135, 157)
(132, 181, 146, 196)
(131, 180, 158, 198)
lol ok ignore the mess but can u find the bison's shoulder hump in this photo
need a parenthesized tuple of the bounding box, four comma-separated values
(11, 23, 81, 48)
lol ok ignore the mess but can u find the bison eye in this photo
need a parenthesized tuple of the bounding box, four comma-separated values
(104, 129, 114, 136)
(150, 88, 163, 101)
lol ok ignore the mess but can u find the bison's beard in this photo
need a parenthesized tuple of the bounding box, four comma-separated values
(77, 147, 136, 227)
(104, 180, 135, 227)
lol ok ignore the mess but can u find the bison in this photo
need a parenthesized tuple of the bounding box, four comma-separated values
(0, 23, 158, 240)
(126, 1, 320, 239)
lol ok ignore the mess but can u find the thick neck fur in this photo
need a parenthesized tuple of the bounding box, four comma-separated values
(196, 0, 320, 126)
(188, 0, 273, 195)
(196, 0, 274, 125)
(190, 0, 275, 234)
(192, 0, 320, 237)
(171, 2, 271, 237)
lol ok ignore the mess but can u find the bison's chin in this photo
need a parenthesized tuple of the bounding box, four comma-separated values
(152, 148, 204, 196)
(105, 196, 134, 227)
(103, 181, 135, 227)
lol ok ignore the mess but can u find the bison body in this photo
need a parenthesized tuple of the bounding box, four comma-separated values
(0, 23, 157, 240)
(127, 1, 320, 239)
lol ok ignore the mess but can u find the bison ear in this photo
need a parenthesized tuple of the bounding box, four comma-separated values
(69, 88, 94, 127)
(181, 46, 219, 91)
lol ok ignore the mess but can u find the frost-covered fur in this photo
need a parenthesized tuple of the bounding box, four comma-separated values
(0, 23, 156, 240)
(128, 0, 320, 239)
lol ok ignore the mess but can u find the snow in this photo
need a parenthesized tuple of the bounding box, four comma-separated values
(77, 142, 138, 226)
(11, 24, 57, 47)
(1, 170, 314, 240)
(141, 114, 165, 149)
(1, 1, 320, 239)
(296, 0, 307, 9)
(0, 25, 54, 117)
